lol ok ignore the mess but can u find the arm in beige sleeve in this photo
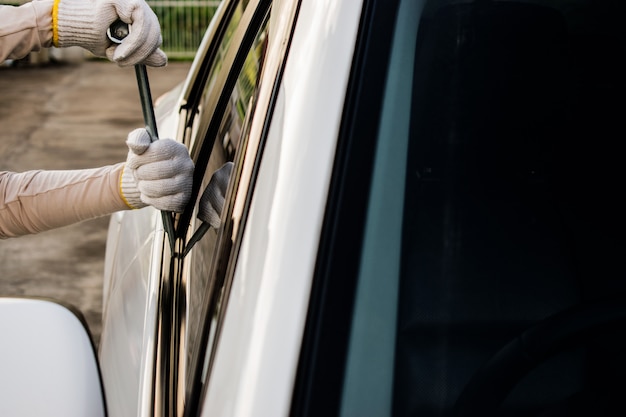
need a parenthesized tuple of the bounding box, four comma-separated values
(0, 163, 130, 239)
(0, 0, 54, 62)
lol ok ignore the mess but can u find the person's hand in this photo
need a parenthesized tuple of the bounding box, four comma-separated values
(53, 0, 167, 67)
(120, 128, 194, 212)
(198, 162, 233, 229)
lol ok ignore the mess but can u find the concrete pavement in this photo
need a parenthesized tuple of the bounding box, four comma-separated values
(0, 59, 192, 345)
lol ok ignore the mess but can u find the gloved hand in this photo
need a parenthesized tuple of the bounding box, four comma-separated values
(198, 162, 233, 229)
(54, 0, 167, 67)
(120, 128, 194, 212)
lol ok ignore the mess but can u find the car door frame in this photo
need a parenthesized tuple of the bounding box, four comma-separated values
(150, 1, 275, 416)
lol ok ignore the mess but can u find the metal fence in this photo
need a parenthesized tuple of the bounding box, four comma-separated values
(147, 0, 221, 59)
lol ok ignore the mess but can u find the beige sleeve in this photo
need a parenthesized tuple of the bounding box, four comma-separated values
(0, 0, 54, 62)
(0, 163, 131, 239)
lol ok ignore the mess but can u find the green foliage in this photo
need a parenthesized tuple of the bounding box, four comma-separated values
(150, 2, 219, 59)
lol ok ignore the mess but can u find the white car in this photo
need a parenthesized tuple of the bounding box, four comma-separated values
(3, 0, 626, 416)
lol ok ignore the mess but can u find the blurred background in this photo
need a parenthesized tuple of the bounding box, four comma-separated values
(1, 0, 220, 66)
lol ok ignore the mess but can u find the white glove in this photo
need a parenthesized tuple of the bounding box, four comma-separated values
(120, 128, 194, 212)
(54, 0, 167, 67)
(198, 162, 233, 229)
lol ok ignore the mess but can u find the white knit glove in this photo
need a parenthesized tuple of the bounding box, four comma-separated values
(54, 0, 167, 67)
(120, 128, 194, 212)
(198, 162, 233, 229)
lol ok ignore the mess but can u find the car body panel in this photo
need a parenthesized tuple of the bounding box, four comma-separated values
(100, 208, 164, 417)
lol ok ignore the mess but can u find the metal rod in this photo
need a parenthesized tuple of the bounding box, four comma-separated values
(108, 20, 176, 250)
(134, 65, 176, 250)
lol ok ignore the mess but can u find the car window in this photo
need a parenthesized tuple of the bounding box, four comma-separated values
(294, 0, 626, 416)
(182, 0, 253, 150)
(183, 11, 270, 410)
(350, 0, 626, 416)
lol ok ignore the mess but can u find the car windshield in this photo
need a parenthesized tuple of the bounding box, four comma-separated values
(341, 0, 626, 415)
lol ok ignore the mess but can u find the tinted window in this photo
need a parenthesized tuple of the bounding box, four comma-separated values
(395, 1, 626, 414)
(305, 0, 626, 416)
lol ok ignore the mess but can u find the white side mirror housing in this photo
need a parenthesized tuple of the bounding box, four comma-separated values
(0, 298, 106, 417)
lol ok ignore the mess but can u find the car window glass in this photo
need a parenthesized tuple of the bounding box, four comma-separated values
(184, 0, 252, 144)
(184, 14, 269, 396)
(339, 0, 626, 416)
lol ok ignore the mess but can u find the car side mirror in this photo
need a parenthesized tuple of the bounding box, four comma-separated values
(0, 298, 106, 416)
